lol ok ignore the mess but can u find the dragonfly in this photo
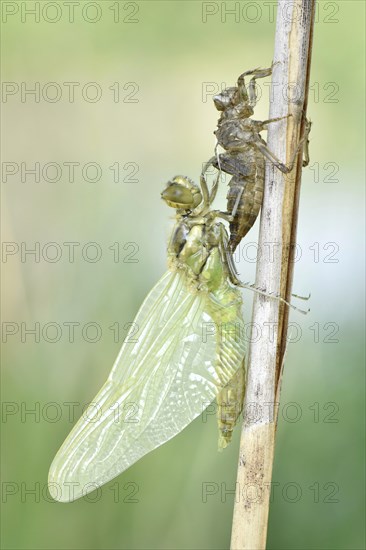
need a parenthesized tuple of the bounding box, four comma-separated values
(48, 173, 248, 503)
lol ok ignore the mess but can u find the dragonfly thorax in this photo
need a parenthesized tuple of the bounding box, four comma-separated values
(168, 217, 226, 292)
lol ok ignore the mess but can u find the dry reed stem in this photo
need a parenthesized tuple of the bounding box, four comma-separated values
(230, 2, 316, 549)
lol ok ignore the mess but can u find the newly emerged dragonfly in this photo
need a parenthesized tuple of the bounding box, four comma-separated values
(49, 174, 247, 502)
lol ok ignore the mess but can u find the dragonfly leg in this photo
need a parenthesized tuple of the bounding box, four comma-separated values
(302, 119, 312, 167)
(207, 184, 244, 225)
(209, 164, 222, 206)
(199, 165, 211, 210)
(254, 118, 311, 174)
(291, 291, 311, 300)
(218, 226, 309, 315)
(238, 281, 310, 315)
(214, 140, 222, 172)
(218, 224, 240, 280)
(213, 211, 233, 223)
(259, 114, 292, 129)
(237, 67, 272, 107)
(200, 156, 223, 208)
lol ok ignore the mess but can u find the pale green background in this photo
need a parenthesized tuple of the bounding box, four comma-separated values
(1, 1, 365, 549)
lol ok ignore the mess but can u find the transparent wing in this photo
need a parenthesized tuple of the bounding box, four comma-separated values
(49, 271, 245, 502)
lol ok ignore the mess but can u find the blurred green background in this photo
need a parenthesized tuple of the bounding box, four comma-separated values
(1, 1, 365, 549)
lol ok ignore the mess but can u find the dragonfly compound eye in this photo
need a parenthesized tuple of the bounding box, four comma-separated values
(161, 176, 202, 210)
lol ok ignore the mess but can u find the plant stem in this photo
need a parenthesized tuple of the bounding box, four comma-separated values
(230, 2, 316, 549)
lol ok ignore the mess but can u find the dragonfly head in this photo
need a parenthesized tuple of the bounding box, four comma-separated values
(214, 87, 254, 117)
(161, 176, 202, 211)
(213, 87, 237, 110)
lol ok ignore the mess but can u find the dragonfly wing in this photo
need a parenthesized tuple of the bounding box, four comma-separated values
(49, 271, 245, 502)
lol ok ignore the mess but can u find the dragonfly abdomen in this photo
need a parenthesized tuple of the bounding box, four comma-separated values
(211, 146, 265, 251)
(227, 152, 264, 251)
(216, 360, 245, 449)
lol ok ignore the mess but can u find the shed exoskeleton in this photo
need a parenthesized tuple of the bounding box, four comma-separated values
(203, 66, 311, 251)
